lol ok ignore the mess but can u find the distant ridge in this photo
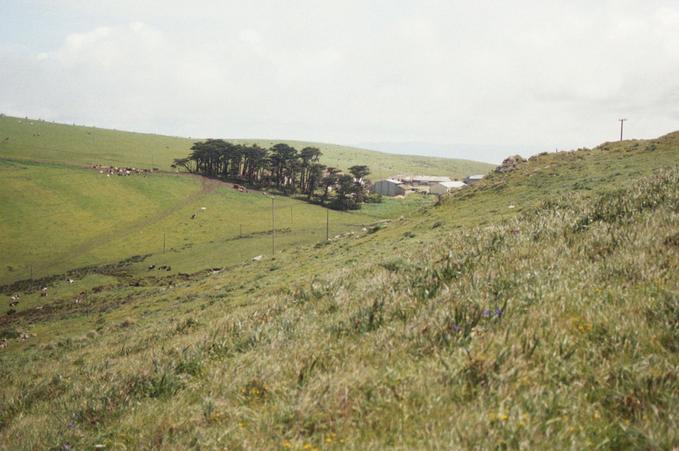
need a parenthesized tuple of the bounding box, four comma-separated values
(0, 115, 495, 180)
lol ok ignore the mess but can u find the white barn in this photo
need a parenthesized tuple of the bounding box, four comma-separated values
(395, 175, 451, 185)
(430, 181, 467, 195)
(372, 179, 406, 196)
(464, 175, 485, 185)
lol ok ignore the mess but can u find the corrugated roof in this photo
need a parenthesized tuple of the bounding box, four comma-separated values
(438, 181, 467, 188)
(394, 175, 452, 183)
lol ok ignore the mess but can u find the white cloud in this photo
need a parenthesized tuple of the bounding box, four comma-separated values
(1, 1, 678, 162)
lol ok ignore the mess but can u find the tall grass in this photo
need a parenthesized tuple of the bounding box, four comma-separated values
(1, 161, 678, 448)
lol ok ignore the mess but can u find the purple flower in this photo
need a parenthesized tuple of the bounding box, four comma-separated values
(482, 309, 491, 318)
(451, 323, 462, 333)
(495, 307, 504, 318)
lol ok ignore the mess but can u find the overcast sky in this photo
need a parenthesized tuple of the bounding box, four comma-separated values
(1, 1, 678, 162)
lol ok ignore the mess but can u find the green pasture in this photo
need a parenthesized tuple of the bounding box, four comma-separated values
(0, 159, 430, 285)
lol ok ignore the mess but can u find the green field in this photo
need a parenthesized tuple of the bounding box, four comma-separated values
(1, 115, 485, 286)
(1, 126, 678, 449)
(0, 159, 431, 286)
(0, 115, 494, 179)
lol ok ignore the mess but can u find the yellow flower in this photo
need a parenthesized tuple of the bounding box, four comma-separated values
(282, 440, 292, 449)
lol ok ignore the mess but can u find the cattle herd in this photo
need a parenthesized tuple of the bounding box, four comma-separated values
(90, 164, 160, 177)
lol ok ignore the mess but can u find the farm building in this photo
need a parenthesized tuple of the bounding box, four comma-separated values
(395, 175, 451, 185)
(430, 180, 467, 195)
(372, 179, 406, 196)
(463, 174, 485, 185)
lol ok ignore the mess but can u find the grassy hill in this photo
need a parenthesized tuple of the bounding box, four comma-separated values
(1, 130, 678, 449)
(0, 115, 494, 179)
(0, 113, 493, 286)
(0, 158, 427, 285)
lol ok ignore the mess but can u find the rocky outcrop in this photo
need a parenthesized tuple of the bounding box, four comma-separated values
(496, 155, 526, 173)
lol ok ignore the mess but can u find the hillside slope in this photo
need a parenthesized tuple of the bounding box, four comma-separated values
(0, 159, 424, 285)
(0, 115, 494, 179)
(0, 133, 678, 449)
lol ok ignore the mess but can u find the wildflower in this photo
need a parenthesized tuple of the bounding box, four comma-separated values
(482, 309, 491, 318)
(451, 323, 462, 333)
(495, 307, 504, 318)
(282, 440, 292, 449)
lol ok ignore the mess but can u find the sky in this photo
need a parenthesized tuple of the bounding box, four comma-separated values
(1, 1, 678, 163)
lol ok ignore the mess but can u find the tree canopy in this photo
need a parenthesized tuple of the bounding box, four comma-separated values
(176, 140, 374, 210)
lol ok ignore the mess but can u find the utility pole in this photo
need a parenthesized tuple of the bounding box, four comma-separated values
(326, 209, 329, 241)
(619, 118, 627, 141)
(272, 197, 275, 256)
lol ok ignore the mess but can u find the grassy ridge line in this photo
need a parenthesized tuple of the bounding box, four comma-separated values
(0, 163, 677, 448)
(0, 115, 494, 179)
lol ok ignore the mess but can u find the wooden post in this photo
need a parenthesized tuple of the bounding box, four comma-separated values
(619, 118, 627, 141)
(272, 197, 276, 256)
(163, 232, 166, 254)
